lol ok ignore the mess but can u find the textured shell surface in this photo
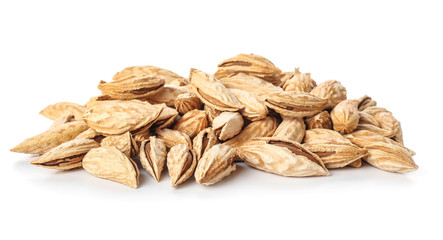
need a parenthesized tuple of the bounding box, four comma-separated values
(139, 136, 167, 182)
(112, 65, 188, 85)
(82, 147, 140, 188)
(364, 143, 418, 173)
(155, 128, 192, 149)
(330, 99, 360, 134)
(305, 111, 332, 129)
(194, 144, 237, 185)
(261, 91, 328, 117)
(190, 69, 244, 111)
(229, 88, 268, 121)
(174, 92, 202, 115)
(83, 100, 164, 135)
(40, 102, 86, 120)
(215, 53, 282, 85)
(310, 80, 347, 109)
(166, 144, 197, 188)
(100, 131, 138, 157)
(173, 109, 208, 138)
(282, 69, 317, 93)
(345, 130, 415, 155)
(30, 138, 99, 170)
(272, 117, 306, 143)
(212, 112, 244, 141)
(10, 121, 88, 155)
(220, 73, 282, 95)
(193, 128, 219, 161)
(238, 137, 329, 177)
(223, 116, 277, 148)
(145, 84, 193, 107)
(98, 74, 165, 100)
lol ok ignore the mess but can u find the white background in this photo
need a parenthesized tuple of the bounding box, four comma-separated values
(1, 1, 442, 239)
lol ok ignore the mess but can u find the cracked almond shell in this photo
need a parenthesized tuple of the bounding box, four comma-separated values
(238, 137, 330, 177)
(215, 53, 282, 86)
(303, 129, 367, 169)
(190, 68, 243, 111)
(261, 91, 328, 117)
(98, 74, 165, 100)
(194, 144, 237, 185)
(30, 139, 100, 170)
(140, 136, 167, 182)
(100, 131, 138, 158)
(212, 112, 244, 141)
(193, 128, 219, 161)
(272, 117, 306, 143)
(167, 144, 197, 188)
(173, 109, 208, 138)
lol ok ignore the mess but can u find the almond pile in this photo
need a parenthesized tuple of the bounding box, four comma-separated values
(10, 54, 418, 188)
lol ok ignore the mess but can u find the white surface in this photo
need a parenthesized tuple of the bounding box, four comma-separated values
(1, 1, 442, 239)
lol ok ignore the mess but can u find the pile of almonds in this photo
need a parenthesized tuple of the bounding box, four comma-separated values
(10, 54, 418, 188)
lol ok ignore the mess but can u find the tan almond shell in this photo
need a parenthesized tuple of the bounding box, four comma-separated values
(166, 144, 197, 188)
(348, 159, 362, 168)
(310, 80, 347, 109)
(229, 88, 268, 121)
(194, 144, 237, 185)
(98, 74, 165, 100)
(278, 71, 295, 87)
(10, 121, 88, 155)
(40, 102, 86, 120)
(305, 111, 332, 129)
(30, 139, 100, 170)
(100, 132, 138, 158)
(173, 109, 208, 138)
(261, 91, 328, 117)
(82, 147, 140, 188)
(83, 100, 164, 135)
(144, 84, 193, 107)
(304, 129, 351, 144)
(132, 130, 153, 146)
(223, 116, 277, 148)
(193, 128, 219, 161)
(139, 136, 167, 182)
(357, 95, 377, 111)
(204, 104, 222, 124)
(272, 117, 306, 143)
(362, 106, 401, 138)
(219, 73, 282, 95)
(174, 93, 203, 115)
(345, 130, 415, 156)
(155, 128, 192, 149)
(151, 106, 179, 129)
(112, 65, 188, 86)
(330, 99, 360, 134)
(212, 112, 244, 141)
(214, 53, 282, 85)
(282, 69, 317, 93)
(302, 143, 367, 169)
(75, 128, 103, 143)
(50, 114, 76, 129)
(303, 129, 368, 169)
(190, 69, 244, 111)
(238, 137, 330, 177)
(358, 111, 380, 127)
(363, 143, 418, 173)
